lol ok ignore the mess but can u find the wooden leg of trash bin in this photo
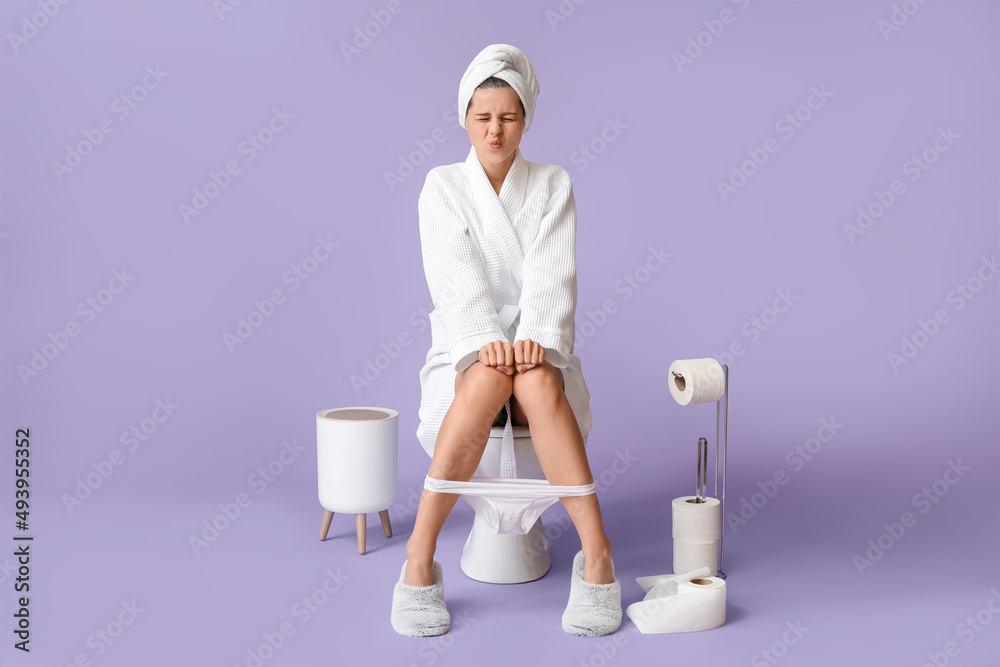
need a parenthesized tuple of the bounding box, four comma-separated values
(379, 510, 392, 537)
(320, 510, 334, 541)
(357, 514, 366, 555)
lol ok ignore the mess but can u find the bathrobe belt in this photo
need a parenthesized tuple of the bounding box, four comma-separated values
(497, 304, 520, 479)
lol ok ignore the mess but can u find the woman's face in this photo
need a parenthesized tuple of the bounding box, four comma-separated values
(466, 86, 524, 167)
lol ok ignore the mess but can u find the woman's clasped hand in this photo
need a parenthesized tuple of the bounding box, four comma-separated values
(477, 339, 544, 375)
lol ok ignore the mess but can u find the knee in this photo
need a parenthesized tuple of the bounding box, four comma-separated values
(457, 362, 512, 404)
(512, 364, 563, 405)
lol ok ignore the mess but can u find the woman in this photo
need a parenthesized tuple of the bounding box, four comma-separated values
(391, 44, 621, 638)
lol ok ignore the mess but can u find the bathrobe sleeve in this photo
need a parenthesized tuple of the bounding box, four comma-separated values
(419, 170, 509, 374)
(514, 169, 577, 370)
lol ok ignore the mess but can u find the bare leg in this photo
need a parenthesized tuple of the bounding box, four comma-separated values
(404, 362, 511, 586)
(512, 361, 614, 584)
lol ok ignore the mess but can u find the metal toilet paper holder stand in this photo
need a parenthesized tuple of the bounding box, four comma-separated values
(671, 364, 729, 579)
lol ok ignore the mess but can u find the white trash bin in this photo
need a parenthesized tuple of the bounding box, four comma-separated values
(316, 407, 398, 554)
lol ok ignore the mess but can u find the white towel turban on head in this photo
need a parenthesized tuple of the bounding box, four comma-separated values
(458, 43, 540, 133)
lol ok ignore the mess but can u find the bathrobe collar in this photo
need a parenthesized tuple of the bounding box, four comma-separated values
(463, 145, 528, 289)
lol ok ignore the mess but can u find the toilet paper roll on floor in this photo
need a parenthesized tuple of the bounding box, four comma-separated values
(668, 358, 726, 406)
(626, 568, 726, 634)
(637, 566, 710, 599)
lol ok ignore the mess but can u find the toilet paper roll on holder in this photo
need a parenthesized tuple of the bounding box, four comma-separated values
(671, 365, 729, 579)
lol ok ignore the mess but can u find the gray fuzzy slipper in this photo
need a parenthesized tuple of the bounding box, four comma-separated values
(561, 550, 622, 637)
(391, 559, 450, 637)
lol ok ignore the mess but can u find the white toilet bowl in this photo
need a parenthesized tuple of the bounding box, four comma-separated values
(459, 425, 553, 584)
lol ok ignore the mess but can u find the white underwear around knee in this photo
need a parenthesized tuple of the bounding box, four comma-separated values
(424, 475, 597, 535)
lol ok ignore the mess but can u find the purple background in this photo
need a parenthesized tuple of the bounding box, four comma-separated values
(2, 1, 998, 665)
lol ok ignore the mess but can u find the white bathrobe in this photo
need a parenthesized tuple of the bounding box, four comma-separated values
(415, 145, 593, 475)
